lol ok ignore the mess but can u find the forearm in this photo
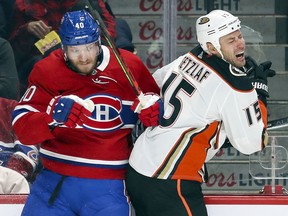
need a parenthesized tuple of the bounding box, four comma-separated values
(13, 112, 55, 145)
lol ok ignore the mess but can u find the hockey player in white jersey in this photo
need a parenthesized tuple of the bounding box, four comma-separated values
(127, 10, 275, 216)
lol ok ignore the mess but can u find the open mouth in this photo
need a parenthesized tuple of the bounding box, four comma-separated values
(236, 52, 244, 58)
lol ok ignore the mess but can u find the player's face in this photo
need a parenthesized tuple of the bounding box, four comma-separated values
(219, 30, 246, 68)
(66, 42, 100, 74)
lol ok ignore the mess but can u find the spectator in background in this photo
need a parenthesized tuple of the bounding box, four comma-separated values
(0, 97, 40, 194)
(0, 0, 15, 39)
(104, 0, 137, 54)
(9, 0, 117, 97)
(115, 18, 137, 54)
(0, 98, 18, 144)
(0, 37, 19, 100)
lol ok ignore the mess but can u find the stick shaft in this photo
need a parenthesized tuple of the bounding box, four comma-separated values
(267, 117, 288, 130)
(84, 2, 143, 98)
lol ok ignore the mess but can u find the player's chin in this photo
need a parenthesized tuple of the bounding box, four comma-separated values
(77, 65, 95, 75)
(233, 59, 245, 68)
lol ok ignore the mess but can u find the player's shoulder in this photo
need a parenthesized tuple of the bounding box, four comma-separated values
(30, 49, 66, 78)
(27, 49, 72, 93)
(189, 45, 253, 91)
(195, 55, 252, 92)
(218, 67, 253, 92)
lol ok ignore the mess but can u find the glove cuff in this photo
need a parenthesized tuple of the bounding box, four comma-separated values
(251, 81, 269, 94)
(251, 81, 269, 101)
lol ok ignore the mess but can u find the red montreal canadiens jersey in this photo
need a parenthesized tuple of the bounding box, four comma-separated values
(12, 46, 159, 179)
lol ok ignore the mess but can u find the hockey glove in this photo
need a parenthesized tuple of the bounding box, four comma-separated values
(46, 95, 94, 128)
(245, 56, 276, 98)
(6, 152, 35, 181)
(131, 93, 164, 127)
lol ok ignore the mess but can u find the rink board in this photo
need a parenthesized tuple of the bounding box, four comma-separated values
(0, 195, 287, 216)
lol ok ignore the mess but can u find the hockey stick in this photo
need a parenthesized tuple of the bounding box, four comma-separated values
(83, 1, 146, 111)
(267, 116, 288, 130)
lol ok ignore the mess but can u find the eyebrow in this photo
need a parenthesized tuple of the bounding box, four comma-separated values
(224, 33, 240, 41)
(70, 43, 95, 48)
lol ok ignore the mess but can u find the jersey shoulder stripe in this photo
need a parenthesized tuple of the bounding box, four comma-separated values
(190, 46, 253, 92)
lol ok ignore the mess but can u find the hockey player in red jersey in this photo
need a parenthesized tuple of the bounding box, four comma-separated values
(12, 10, 159, 216)
(126, 10, 275, 216)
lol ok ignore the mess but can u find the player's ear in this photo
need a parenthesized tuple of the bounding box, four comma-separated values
(207, 43, 217, 54)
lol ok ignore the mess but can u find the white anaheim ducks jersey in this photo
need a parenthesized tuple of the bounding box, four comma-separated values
(129, 46, 266, 182)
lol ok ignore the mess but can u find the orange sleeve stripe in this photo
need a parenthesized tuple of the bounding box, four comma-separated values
(259, 99, 267, 128)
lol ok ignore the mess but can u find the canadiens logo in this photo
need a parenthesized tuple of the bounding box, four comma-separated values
(82, 94, 136, 132)
(198, 17, 210, 24)
(28, 150, 38, 163)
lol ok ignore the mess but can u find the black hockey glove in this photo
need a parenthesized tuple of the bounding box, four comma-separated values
(245, 56, 276, 98)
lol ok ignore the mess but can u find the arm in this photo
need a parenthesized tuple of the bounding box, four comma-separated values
(220, 88, 267, 155)
(12, 62, 61, 144)
(245, 56, 276, 127)
(9, 3, 52, 63)
(9, 6, 39, 63)
(12, 62, 93, 144)
(12, 93, 56, 145)
(220, 57, 275, 151)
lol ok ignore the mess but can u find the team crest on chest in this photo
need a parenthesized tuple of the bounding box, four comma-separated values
(82, 94, 124, 131)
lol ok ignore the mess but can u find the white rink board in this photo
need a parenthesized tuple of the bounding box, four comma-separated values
(207, 204, 288, 216)
(0, 204, 23, 216)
